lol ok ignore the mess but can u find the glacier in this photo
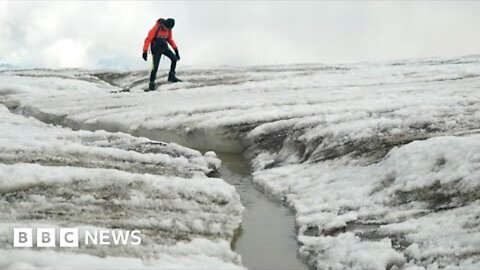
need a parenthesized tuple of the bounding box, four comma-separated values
(1, 55, 480, 269)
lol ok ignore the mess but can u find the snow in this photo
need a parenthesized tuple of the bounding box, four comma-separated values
(0, 239, 243, 270)
(0, 103, 243, 269)
(252, 135, 480, 269)
(299, 232, 406, 270)
(1, 55, 480, 269)
(0, 104, 220, 177)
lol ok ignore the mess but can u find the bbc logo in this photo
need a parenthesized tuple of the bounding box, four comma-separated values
(14, 228, 79, 247)
(14, 228, 142, 247)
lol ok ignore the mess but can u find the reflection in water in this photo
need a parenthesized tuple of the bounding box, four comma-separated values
(217, 153, 307, 270)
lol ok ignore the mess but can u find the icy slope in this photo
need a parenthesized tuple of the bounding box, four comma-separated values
(1, 55, 480, 269)
(252, 136, 480, 269)
(0, 105, 243, 269)
(0, 106, 219, 177)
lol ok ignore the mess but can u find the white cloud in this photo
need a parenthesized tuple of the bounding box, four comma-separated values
(42, 38, 91, 68)
(0, 1, 479, 69)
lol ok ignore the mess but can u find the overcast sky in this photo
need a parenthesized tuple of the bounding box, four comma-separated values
(1, 1, 480, 69)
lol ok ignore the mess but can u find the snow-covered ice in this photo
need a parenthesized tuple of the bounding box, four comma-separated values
(0, 104, 243, 269)
(1, 55, 480, 269)
(252, 135, 480, 269)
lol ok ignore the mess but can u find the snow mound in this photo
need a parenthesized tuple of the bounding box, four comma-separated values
(0, 104, 243, 269)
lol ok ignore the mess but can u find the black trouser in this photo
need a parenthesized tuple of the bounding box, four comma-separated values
(149, 48, 177, 83)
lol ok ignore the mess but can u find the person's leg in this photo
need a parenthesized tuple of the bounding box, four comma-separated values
(149, 52, 162, 86)
(162, 49, 181, 82)
(162, 49, 177, 73)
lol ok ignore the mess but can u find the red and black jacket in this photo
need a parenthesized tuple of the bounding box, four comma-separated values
(143, 19, 177, 53)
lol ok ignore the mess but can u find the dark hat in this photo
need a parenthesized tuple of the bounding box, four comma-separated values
(164, 18, 175, 29)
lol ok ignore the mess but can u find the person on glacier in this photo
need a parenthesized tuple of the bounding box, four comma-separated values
(142, 18, 181, 90)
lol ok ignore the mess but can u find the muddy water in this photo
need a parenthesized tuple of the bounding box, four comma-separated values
(217, 153, 307, 270)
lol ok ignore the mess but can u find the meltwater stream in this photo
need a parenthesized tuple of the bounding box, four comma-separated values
(217, 153, 307, 270)
(4, 101, 307, 269)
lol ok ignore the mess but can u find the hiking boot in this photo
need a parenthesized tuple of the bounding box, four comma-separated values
(149, 81, 155, 91)
(168, 72, 182, 83)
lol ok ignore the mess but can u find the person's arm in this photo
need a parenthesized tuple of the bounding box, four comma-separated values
(168, 30, 180, 60)
(143, 23, 158, 54)
(167, 30, 177, 50)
